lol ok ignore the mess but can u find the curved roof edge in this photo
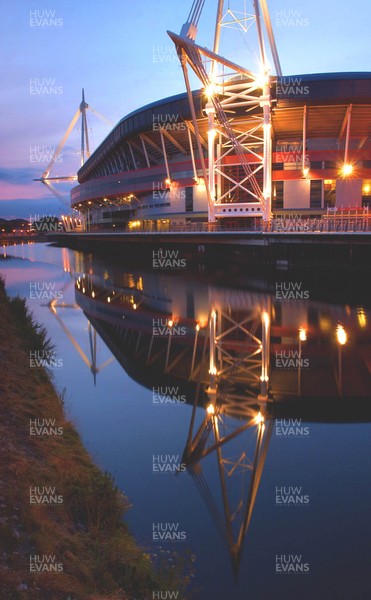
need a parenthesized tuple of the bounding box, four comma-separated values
(78, 72, 371, 180)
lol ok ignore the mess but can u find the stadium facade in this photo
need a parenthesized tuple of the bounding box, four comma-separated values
(71, 73, 371, 231)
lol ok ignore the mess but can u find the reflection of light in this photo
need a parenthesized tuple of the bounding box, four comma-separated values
(319, 315, 331, 332)
(299, 327, 307, 341)
(91, 291, 95, 298)
(336, 324, 347, 345)
(262, 311, 270, 326)
(133, 303, 137, 310)
(302, 167, 309, 178)
(255, 412, 264, 425)
(206, 404, 215, 415)
(197, 315, 208, 328)
(168, 319, 174, 327)
(82, 287, 85, 294)
(107, 296, 111, 303)
(357, 308, 367, 328)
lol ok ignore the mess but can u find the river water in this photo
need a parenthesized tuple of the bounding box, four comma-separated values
(1, 242, 371, 600)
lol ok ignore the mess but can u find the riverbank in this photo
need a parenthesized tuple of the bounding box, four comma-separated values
(0, 278, 189, 599)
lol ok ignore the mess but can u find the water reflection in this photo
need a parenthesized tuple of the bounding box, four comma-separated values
(68, 267, 371, 409)
(42, 256, 371, 580)
(2, 245, 371, 597)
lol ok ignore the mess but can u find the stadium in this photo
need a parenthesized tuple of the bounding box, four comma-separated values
(69, 3, 371, 232)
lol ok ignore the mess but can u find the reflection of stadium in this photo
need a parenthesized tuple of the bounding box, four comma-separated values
(49, 259, 371, 575)
(64, 267, 371, 411)
(71, 73, 371, 231)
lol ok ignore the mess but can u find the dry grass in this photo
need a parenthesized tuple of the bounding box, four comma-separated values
(0, 279, 190, 599)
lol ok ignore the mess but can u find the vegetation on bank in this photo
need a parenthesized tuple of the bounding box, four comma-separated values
(0, 277, 191, 599)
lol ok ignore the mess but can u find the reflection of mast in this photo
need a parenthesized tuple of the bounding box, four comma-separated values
(207, 302, 271, 411)
(46, 276, 114, 384)
(183, 395, 272, 576)
(181, 304, 273, 576)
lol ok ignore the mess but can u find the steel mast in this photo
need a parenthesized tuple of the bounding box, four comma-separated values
(168, 0, 283, 223)
(34, 89, 112, 204)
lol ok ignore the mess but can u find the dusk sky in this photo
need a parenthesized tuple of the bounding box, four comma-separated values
(1, 0, 370, 219)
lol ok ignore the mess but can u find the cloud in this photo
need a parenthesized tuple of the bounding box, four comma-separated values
(0, 166, 41, 185)
(0, 197, 65, 219)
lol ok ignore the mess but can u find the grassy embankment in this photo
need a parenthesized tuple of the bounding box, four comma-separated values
(0, 277, 191, 599)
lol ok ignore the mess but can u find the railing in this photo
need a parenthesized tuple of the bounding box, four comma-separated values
(66, 212, 371, 235)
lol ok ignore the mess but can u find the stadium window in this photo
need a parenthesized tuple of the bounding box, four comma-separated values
(324, 161, 337, 169)
(310, 180, 322, 208)
(186, 292, 195, 319)
(185, 187, 193, 212)
(324, 179, 336, 207)
(273, 182, 283, 209)
(362, 181, 371, 206)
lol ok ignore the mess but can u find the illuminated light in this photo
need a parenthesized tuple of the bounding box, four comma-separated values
(168, 319, 174, 327)
(363, 184, 371, 194)
(165, 178, 171, 186)
(206, 404, 215, 415)
(197, 177, 206, 187)
(195, 324, 200, 332)
(299, 327, 307, 342)
(128, 220, 141, 229)
(341, 163, 353, 176)
(357, 308, 367, 328)
(336, 324, 347, 346)
(209, 366, 217, 376)
(107, 296, 111, 303)
(204, 82, 220, 98)
(88, 201, 92, 204)
(133, 303, 137, 310)
(82, 287, 85, 293)
(208, 129, 216, 140)
(302, 167, 309, 178)
(91, 291, 95, 298)
(255, 70, 270, 89)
